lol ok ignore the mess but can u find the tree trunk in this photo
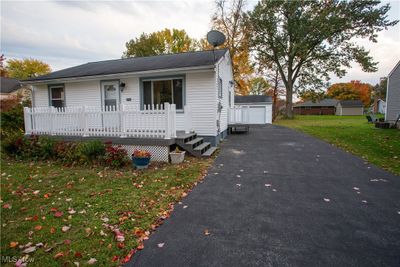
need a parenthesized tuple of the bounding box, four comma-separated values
(285, 83, 293, 118)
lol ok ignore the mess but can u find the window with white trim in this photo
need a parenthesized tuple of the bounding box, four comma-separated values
(49, 85, 65, 108)
(142, 78, 184, 110)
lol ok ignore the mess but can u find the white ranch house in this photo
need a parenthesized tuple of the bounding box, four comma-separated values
(23, 49, 256, 161)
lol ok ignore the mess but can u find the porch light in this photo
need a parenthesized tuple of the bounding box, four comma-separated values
(120, 82, 126, 91)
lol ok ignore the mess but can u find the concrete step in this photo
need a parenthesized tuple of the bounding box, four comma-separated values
(202, 146, 218, 157)
(185, 137, 203, 147)
(193, 142, 211, 156)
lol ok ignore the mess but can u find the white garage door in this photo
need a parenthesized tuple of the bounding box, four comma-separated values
(249, 106, 266, 124)
(240, 104, 272, 124)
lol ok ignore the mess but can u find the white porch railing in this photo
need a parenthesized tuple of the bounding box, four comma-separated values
(23, 103, 179, 139)
(229, 106, 251, 124)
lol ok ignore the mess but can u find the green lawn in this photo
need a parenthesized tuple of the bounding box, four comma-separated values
(275, 115, 400, 175)
(0, 157, 211, 266)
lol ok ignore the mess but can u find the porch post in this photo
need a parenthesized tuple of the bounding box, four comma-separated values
(23, 107, 32, 135)
(83, 106, 89, 137)
(164, 103, 171, 139)
(120, 104, 127, 138)
(170, 104, 177, 138)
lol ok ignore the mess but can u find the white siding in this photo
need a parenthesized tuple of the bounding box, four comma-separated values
(33, 84, 48, 107)
(65, 80, 101, 107)
(120, 77, 140, 106)
(185, 71, 217, 136)
(216, 51, 234, 134)
(386, 62, 400, 122)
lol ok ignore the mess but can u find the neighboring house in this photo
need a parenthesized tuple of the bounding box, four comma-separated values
(385, 60, 400, 123)
(0, 77, 30, 100)
(22, 49, 235, 161)
(232, 95, 272, 124)
(335, 100, 364, 116)
(293, 99, 338, 115)
(376, 99, 386, 114)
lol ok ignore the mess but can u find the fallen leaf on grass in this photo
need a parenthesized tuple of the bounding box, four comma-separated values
(44, 193, 50, 199)
(33, 190, 40, 195)
(112, 255, 119, 262)
(62, 225, 71, 232)
(50, 227, 56, 234)
(54, 211, 63, 218)
(34, 225, 42, 231)
(87, 258, 97, 265)
(74, 251, 82, 258)
(3, 203, 11, 209)
(64, 239, 71, 245)
(10, 241, 19, 248)
(54, 252, 64, 259)
(137, 243, 144, 250)
(117, 243, 125, 249)
(68, 208, 76, 214)
(22, 246, 36, 254)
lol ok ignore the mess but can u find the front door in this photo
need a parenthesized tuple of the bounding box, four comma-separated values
(102, 81, 119, 109)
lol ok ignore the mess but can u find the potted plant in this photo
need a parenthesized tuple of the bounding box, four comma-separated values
(169, 147, 186, 164)
(132, 149, 151, 169)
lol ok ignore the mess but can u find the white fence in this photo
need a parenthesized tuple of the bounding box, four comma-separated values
(229, 106, 251, 124)
(24, 103, 180, 139)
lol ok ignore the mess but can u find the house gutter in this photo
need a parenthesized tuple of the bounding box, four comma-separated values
(21, 65, 215, 85)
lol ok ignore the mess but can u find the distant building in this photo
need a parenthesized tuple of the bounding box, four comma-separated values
(0, 77, 30, 100)
(335, 100, 364, 116)
(293, 99, 338, 115)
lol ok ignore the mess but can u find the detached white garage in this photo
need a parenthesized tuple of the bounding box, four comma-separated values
(233, 95, 273, 124)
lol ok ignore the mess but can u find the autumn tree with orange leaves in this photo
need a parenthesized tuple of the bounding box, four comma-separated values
(327, 80, 372, 106)
(210, 0, 254, 95)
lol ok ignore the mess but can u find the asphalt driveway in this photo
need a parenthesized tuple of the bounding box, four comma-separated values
(127, 125, 400, 267)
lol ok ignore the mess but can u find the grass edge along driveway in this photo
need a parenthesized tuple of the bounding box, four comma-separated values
(0, 156, 212, 266)
(275, 115, 400, 175)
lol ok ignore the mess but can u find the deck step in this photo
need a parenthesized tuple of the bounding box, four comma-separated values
(176, 132, 197, 140)
(185, 137, 203, 146)
(202, 146, 218, 157)
(193, 142, 210, 152)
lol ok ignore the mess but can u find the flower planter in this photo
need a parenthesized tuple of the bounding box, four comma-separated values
(132, 156, 150, 169)
(169, 151, 185, 164)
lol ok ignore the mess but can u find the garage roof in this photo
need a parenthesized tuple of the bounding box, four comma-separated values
(235, 95, 272, 104)
(24, 49, 228, 82)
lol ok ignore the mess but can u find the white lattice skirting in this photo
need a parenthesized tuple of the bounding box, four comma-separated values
(119, 145, 170, 162)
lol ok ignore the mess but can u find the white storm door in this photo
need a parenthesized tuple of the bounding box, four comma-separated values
(102, 81, 119, 109)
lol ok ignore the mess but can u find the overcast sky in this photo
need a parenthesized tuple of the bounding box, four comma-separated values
(1, 0, 399, 85)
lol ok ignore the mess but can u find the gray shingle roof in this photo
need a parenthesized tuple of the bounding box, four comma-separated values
(0, 77, 21, 94)
(293, 98, 339, 107)
(24, 49, 229, 82)
(235, 95, 272, 104)
(339, 100, 364, 107)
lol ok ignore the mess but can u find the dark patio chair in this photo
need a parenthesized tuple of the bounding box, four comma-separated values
(366, 115, 373, 123)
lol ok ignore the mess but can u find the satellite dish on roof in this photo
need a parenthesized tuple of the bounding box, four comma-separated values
(207, 30, 226, 48)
